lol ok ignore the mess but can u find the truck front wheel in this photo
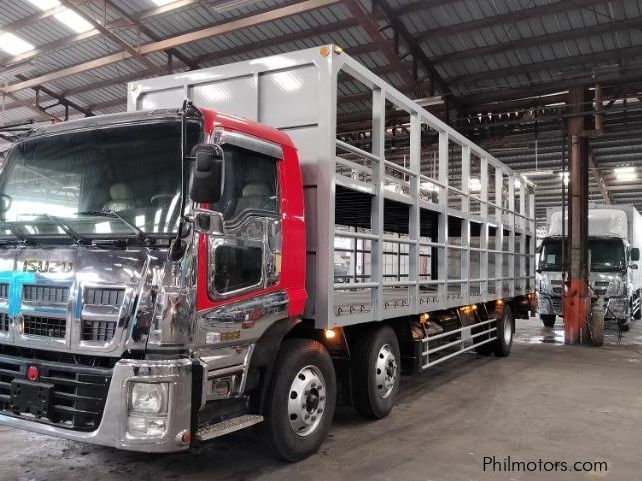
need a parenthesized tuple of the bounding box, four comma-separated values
(262, 338, 336, 462)
(540, 314, 556, 327)
(351, 325, 401, 419)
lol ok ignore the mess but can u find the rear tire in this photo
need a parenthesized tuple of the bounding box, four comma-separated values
(262, 338, 336, 462)
(494, 305, 514, 357)
(351, 325, 401, 419)
(540, 314, 556, 328)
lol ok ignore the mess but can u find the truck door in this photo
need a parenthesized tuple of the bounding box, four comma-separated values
(200, 143, 282, 303)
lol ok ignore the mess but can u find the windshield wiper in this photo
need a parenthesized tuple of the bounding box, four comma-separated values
(0, 220, 31, 244)
(41, 213, 89, 245)
(75, 210, 155, 246)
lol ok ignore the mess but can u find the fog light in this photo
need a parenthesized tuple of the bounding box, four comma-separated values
(213, 379, 231, 397)
(129, 382, 168, 414)
(127, 415, 167, 437)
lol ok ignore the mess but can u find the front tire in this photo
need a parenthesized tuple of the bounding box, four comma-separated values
(262, 339, 336, 462)
(540, 314, 556, 327)
(351, 325, 401, 419)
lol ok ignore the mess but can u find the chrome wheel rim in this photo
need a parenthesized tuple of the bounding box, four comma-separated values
(503, 314, 512, 344)
(287, 365, 326, 437)
(375, 344, 398, 399)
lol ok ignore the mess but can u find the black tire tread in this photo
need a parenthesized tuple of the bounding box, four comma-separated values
(262, 338, 336, 462)
(494, 305, 514, 357)
(351, 325, 399, 419)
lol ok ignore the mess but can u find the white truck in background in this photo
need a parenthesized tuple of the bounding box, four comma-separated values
(537, 205, 642, 330)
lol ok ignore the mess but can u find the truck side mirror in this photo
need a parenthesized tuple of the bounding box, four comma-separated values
(189, 144, 224, 204)
(631, 248, 640, 262)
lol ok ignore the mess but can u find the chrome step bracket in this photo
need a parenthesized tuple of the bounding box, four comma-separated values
(195, 414, 264, 442)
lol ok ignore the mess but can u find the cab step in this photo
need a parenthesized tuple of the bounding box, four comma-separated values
(195, 414, 264, 442)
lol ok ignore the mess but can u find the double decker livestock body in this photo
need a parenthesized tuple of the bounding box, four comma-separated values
(0, 46, 536, 461)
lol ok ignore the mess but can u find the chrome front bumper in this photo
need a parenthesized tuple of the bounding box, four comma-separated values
(0, 358, 194, 453)
(538, 294, 628, 321)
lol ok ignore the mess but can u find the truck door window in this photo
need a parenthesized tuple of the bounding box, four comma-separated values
(208, 145, 280, 297)
(211, 146, 278, 222)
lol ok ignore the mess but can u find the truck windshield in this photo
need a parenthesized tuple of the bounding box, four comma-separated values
(589, 238, 626, 271)
(0, 120, 200, 240)
(538, 238, 565, 271)
(538, 238, 625, 272)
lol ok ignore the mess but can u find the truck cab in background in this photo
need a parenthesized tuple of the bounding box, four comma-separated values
(537, 206, 642, 330)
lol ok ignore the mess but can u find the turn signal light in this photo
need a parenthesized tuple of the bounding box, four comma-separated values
(324, 328, 337, 340)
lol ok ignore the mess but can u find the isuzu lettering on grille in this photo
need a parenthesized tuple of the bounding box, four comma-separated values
(22, 260, 73, 274)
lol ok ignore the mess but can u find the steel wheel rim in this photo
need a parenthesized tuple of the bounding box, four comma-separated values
(375, 344, 398, 399)
(287, 365, 326, 437)
(503, 314, 512, 344)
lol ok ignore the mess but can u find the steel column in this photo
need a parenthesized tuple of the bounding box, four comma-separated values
(563, 86, 590, 344)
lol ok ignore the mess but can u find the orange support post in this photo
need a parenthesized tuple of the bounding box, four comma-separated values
(563, 86, 590, 344)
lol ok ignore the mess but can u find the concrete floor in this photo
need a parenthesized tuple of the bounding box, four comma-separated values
(3, 317, 642, 481)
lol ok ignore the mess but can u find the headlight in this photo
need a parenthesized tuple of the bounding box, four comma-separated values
(606, 279, 626, 297)
(129, 382, 168, 414)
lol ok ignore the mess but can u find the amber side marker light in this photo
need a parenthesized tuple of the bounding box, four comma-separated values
(324, 328, 337, 340)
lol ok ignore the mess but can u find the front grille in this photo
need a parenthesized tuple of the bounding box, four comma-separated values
(82, 320, 116, 342)
(22, 315, 66, 338)
(85, 288, 125, 307)
(593, 281, 610, 296)
(0, 283, 8, 299)
(0, 354, 112, 431)
(0, 313, 9, 332)
(23, 285, 69, 304)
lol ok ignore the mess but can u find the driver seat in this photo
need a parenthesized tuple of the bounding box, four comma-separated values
(234, 183, 273, 216)
(104, 183, 136, 212)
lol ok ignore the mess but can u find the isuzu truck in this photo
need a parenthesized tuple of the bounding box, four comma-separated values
(0, 46, 536, 461)
(537, 205, 642, 330)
